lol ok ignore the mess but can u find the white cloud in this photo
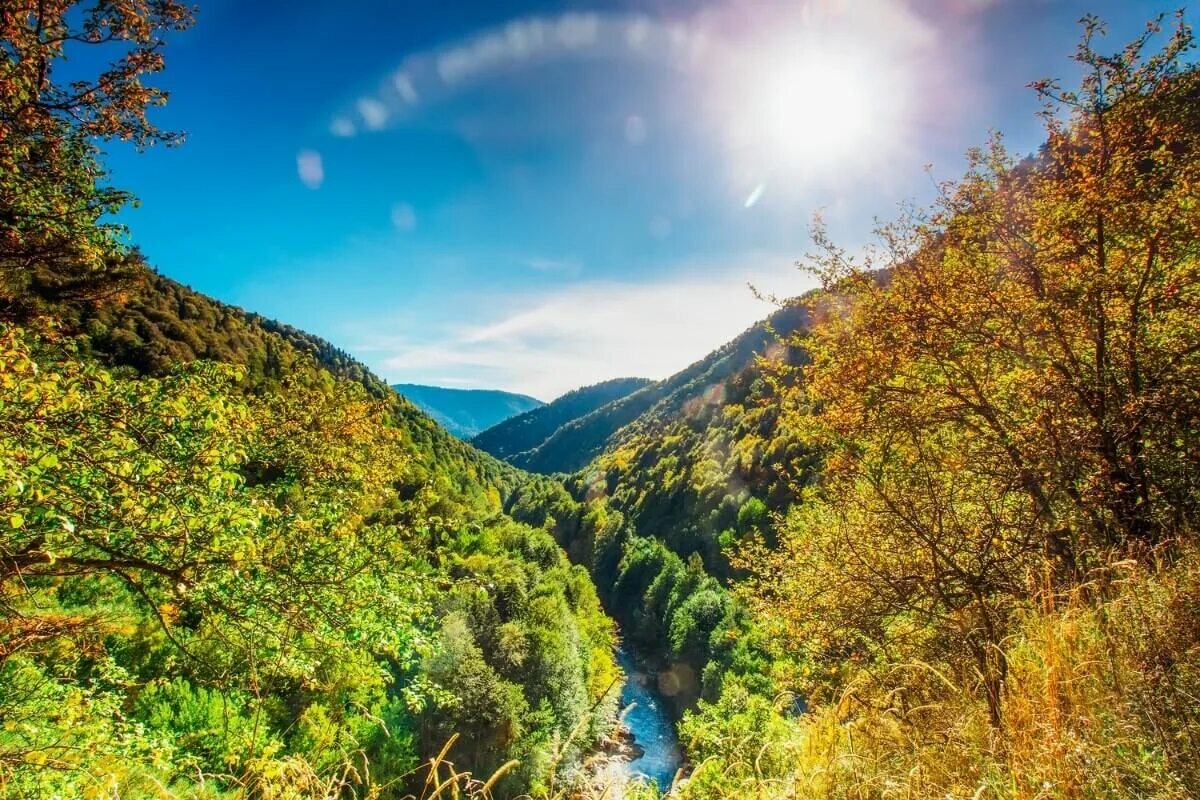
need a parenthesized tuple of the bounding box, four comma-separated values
(357, 258, 814, 400)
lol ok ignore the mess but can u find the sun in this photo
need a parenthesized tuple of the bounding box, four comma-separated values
(708, 23, 914, 193)
(749, 48, 877, 168)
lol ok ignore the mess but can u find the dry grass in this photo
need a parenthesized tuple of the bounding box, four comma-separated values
(670, 549, 1200, 800)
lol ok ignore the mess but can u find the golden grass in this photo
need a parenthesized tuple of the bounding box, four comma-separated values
(667, 549, 1200, 800)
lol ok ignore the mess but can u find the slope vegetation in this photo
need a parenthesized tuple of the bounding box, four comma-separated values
(3, 142, 622, 797)
(503, 306, 809, 477)
(581, 304, 815, 575)
(52, 269, 390, 396)
(3, 260, 626, 797)
(499, 305, 815, 715)
(472, 377, 651, 461)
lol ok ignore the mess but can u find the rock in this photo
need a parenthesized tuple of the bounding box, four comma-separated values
(598, 723, 645, 762)
(624, 740, 646, 760)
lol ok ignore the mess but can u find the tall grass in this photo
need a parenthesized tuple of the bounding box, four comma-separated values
(670, 548, 1200, 800)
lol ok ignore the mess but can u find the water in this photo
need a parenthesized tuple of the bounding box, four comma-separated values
(616, 646, 683, 791)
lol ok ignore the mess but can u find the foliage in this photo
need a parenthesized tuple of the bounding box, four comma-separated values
(679, 552, 1200, 800)
(0, 319, 621, 797)
(581, 306, 813, 578)
(495, 307, 810, 484)
(0, 4, 617, 797)
(0, 0, 194, 313)
(708, 14, 1200, 800)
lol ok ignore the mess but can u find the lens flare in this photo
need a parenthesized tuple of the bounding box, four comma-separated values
(707, 4, 927, 195)
(753, 49, 875, 165)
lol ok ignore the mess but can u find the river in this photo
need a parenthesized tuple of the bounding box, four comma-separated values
(615, 646, 683, 792)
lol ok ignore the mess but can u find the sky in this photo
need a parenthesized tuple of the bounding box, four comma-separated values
(100, 0, 1188, 400)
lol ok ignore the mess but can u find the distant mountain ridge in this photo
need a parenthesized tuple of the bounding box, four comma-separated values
(471, 377, 651, 461)
(393, 383, 544, 439)
(481, 305, 809, 476)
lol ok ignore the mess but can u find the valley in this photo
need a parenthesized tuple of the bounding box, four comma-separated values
(2, 4, 1199, 800)
(393, 384, 545, 439)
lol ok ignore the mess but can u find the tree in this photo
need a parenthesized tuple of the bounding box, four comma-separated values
(0, 1, 194, 312)
(0, 325, 415, 680)
(749, 13, 1200, 729)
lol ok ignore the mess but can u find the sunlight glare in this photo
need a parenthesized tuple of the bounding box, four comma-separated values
(749, 48, 876, 168)
(710, 12, 920, 196)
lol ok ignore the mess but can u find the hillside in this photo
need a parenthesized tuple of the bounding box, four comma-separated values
(500, 304, 815, 712)
(393, 383, 544, 438)
(574, 304, 815, 575)
(503, 305, 809, 477)
(472, 377, 651, 461)
(55, 269, 390, 394)
(35, 268, 530, 502)
(5, 268, 616, 796)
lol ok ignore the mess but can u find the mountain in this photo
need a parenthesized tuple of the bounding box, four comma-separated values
(472, 377, 651, 461)
(54, 269, 391, 396)
(392, 383, 544, 438)
(495, 305, 813, 713)
(6, 262, 621, 797)
(573, 303, 815, 575)
(494, 304, 810, 477)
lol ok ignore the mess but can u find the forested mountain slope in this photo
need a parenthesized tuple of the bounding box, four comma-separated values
(35, 268, 531, 504)
(636, 21, 1200, 800)
(6, 254, 626, 796)
(0, 6, 621, 792)
(506, 28, 1200, 800)
(393, 383, 544, 438)
(35, 267, 389, 396)
(496, 305, 815, 716)
(502, 306, 809, 476)
(578, 304, 815, 576)
(473, 377, 651, 461)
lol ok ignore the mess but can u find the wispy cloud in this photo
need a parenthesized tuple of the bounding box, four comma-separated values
(352, 256, 813, 400)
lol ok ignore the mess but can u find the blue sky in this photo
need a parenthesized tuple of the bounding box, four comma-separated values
(104, 0, 1186, 399)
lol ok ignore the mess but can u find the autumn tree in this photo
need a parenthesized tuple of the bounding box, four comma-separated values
(0, 0, 193, 314)
(748, 13, 1200, 729)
